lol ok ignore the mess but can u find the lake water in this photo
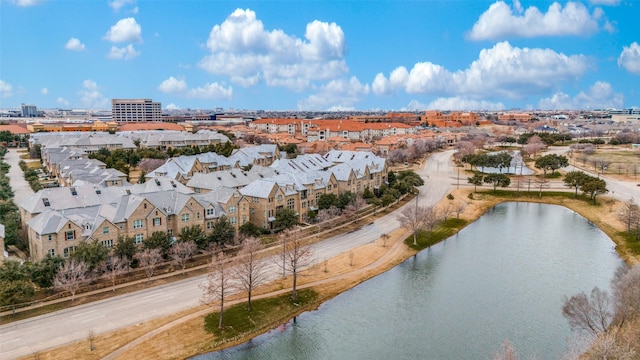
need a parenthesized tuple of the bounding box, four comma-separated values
(193, 202, 623, 360)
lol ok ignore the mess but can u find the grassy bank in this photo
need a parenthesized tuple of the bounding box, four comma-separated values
(26, 188, 638, 360)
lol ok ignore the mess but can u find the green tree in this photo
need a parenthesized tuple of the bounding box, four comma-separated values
(317, 193, 339, 210)
(468, 173, 484, 192)
(207, 216, 236, 245)
(114, 236, 137, 261)
(143, 231, 173, 257)
(0, 260, 35, 309)
(274, 208, 299, 230)
(563, 171, 591, 198)
(179, 225, 208, 250)
(535, 154, 569, 176)
(71, 240, 109, 271)
(239, 222, 266, 238)
(483, 173, 511, 192)
(580, 178, 608, 204)
(337, 191, 356, 209)
(28, 255, 64, 288)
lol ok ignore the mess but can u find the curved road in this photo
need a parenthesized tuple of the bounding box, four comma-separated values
(0, 150, 458, 359)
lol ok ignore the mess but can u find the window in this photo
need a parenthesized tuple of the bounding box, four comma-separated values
(135, 234, 143, 244)
(229, 206, 237, 213)
(48, 234, 52, 241)
(206, 208, 215, 216)
(277, 195, 283, 202)
(103, 226, 109, 234)
(63, 246, 76, 257)
(66, 230, 75, 240)
(302, 201, 307, 209)
(207, 221, 214, 230)
(168, 229, 173, 235)
(242, 215, 247, 224)
(133, 219, 143, 229)
(287, 198, 295, 210)
(268, 197, 274, 203)
(328, 184, 332, 191)
(153, 217, 161, 226)
(101, 239, 113, 248)
(196, 212, 200, 219)
(181, 213, 189, 222)
(48, 248, 55, 257)
(230, 217, 237, 224)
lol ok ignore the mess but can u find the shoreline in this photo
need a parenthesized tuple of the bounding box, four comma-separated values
(30, 188, 636, 359)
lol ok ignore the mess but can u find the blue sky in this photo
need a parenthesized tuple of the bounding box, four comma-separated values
(1, 0, 639, 111)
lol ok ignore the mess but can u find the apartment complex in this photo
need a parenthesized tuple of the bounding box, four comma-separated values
(112, 99, 162, 122)
(19, 149, 387, 261)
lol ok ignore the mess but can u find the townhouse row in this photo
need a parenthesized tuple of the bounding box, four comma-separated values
(18, 150, 388, 261)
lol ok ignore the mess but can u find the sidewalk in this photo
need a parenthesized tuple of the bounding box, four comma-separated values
(5, 148, 35, 201)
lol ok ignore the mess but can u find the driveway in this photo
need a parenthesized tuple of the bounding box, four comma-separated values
(4, 148, 35, 201)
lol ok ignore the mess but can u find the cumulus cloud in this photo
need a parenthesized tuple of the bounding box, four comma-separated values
(406, 97, 505, 111)
(199, 8, 348, 90)
(103, 17, 142, 43)
(373, 41, 588, 100)
(41, 88, 48, 95)
(186, 83, 233, 100)
(538, 81, 624, 109)
(469, 1, 602, 40)
(10, 0, 44, 6)
(158, 77, 188, 93)
(107, 44, 140, 60)
(79, 79, 109, 109)
(165, 103, 180, 110)
(56, 97, 70, 106)
(0, 80, 13, 97)
(298, 76, 369, 110)
(618, 42, 640, 75)
(108, 0, 136, 11)
(65, 37, 86, 51)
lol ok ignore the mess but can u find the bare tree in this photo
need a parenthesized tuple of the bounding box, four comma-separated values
(348, 250, 354, 266)
(398, 204, 430, 246)
(137, 248, 163, 282)
(199, 247, 233, 329)
(54, 260, 90, 301)
(344, 196, 367, 223)
(454, 201, 466, 219)
(232, 237, 268, 311)
(380, 233, 390, 247)
(611, 265, 640, 327)
(562, 287, 613, 336)
(617, 199, 640, 238)
(523, 135, 545, 158)
(138, 158, 167, 173)
(317, 206, 341, 233)
(278, 229, 314, 301)
(102, 256, 129, 291)
(534, 177, 549, 198)
(169, 240, 198, 274)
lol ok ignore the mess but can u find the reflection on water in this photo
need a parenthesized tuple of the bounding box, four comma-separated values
(193, 203, 623, 360)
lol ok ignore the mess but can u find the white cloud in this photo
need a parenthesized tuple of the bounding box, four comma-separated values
(56, 97, 70, 106)
(589, 0, 620, 5)
(186, 83, 233, 100)
(469, 1, 602, 40)
(10, 0, 44, 6)
(108, 0, 135, 11)
(0, 80, 13, 98)
(107, 44, 140, 60)
(373, 41, 588, 100)
(79, 79, 109, 109)
(65, 37, 86, 51)
(298, 76, 369, 110)
(538, 81, 624, 109)
(199, 8, 348, 90)
(103, 17, 142, 43)
(165, 103, 180, 110)
(40, 88, 48, 95)
(406, 97, 505, 111)
(158, 77, 188, 93)
(618, 42, 640, 75)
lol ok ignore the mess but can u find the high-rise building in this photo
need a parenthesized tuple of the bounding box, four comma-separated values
(21, 103, 38, 117)
(112, 99, 162, 122)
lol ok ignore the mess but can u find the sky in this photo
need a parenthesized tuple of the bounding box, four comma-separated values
(1, 0, 639, 112)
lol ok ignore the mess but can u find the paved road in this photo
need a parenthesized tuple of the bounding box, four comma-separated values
(0, 150, 458, 359)
(4, 148, 35, 201)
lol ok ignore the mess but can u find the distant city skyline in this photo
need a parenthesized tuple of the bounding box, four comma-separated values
(1, 0, 639, 111)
